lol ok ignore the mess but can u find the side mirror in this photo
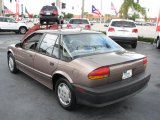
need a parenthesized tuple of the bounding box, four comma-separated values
(90, 23, 93, 26)
(15, 43, 23, 48)
(104, 24, 108, 27)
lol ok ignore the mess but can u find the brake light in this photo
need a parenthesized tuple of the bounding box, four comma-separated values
(88, 67, 110, 80)
(53, 10, 58, 14)
(132, 29, 138, 33)
(67, 24, 72, 28)
(108, 27, 115, 32)
(85, 25, 91, 30)
(143, 57, 147, 65)
(40, 10, 44, 15)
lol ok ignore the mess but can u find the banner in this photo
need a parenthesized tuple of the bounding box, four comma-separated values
(156, 10, 160, 31)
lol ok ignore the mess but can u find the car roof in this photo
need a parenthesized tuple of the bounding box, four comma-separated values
(111, 19, 134, 22)
(70, 18, 89, 20)
(35, 29, 101, 35)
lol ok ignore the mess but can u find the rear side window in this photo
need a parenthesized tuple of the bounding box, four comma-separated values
(111, 21, 136, 28)
(69, 19, 89, 24)
(41, 5, 57, 11)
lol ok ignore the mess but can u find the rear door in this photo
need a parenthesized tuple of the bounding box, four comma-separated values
(33, 34, 59, 88)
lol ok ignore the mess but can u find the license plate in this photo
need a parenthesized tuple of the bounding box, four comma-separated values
(46, 12, 51, 15)
(122, 69, 132, 79)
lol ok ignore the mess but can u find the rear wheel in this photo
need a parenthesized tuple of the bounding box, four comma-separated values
(156, 39, 160, 49)
(40, 20, 44, 25)
(19, 27, 27, 34)
(8, 53, 19, 73)
(131, 42, 137, 48)
(55, 78, 76, 110)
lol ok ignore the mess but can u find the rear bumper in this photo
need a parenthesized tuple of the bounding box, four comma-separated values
(73, 71, 151, 107)
(40, 15, 58, 21)
(109, 36, 138, 44)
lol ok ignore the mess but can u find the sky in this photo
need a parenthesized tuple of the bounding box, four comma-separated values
(3, 0, 160, 18)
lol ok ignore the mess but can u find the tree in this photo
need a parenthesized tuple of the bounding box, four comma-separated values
(119, 0, 146, 19)
(64, 13, 73, 19)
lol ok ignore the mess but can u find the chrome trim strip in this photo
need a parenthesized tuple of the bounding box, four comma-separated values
(16, 60, 52, 79)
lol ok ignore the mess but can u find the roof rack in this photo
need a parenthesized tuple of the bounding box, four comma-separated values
(23, 23, 63, 39)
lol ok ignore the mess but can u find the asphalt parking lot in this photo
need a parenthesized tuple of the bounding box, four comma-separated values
(0, 33, 160, 120)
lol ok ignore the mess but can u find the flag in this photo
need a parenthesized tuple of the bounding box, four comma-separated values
(3, 6, 14, 14)
(156, 10, 160, 31)
(92, 5, 101, 16)
(25, 7, 31, 18)
(111, 2, 118, 16)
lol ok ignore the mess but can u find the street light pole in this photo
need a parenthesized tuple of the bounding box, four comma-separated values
(81, 0, 84, 18)
(0, 0, 4, 16)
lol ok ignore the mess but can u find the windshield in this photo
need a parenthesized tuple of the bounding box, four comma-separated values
(111, 21, 136, 28)
(63, 33, 125, 58)
(69, 19, 89, 24)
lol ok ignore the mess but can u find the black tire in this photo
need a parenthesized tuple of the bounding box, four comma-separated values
(55, 78, 76, 110)
(15, 31, 19, 34)
(131, 42, 137, 48)
(19, 27, 27, 34)
(8, 53, 19, 74)
(156, 39, 160, 49)
(40, 20, 44, 25)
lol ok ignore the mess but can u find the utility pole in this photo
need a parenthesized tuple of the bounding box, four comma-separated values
(81, 0, 84, 18)
(0, 0, 4, 16)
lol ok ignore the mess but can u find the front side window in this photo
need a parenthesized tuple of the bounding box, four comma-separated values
(39, 34, 58, 57)
(23, 33, 43, 50)
(63, 33, 124, 58)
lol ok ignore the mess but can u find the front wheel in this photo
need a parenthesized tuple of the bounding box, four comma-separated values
(55, 78, 76, 110)
(156, 39, 160, 49)
(8, 53, 19, 73)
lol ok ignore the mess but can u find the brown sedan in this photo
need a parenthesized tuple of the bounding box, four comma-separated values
(7, 29, 151, 110)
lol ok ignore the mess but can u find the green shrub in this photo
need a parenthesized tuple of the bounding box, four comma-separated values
(138, 37, 154, 44)
(99, 31, 154, 44)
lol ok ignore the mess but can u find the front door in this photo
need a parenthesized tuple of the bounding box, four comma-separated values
(15, 33, 43, 75)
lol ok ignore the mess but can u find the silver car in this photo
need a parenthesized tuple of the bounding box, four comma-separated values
(7, 29, 150, 110)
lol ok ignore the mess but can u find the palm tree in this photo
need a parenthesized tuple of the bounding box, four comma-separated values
(119, 0, 146, 19)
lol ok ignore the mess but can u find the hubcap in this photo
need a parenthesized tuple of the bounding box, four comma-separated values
(57, 83, 71, 106)
(9, 57, 14, 71)
(157, 39, 160, 48)
(20, 28, 26, 34)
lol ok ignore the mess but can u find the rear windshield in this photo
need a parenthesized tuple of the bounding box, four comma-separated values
(63, 33, 124, 58)
(69, 19, 89, 24)
(111, 21, 136, 28)
(41, 6, 57, 11)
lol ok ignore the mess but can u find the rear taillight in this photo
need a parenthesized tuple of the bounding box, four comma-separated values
(85, 25, 91, 30)
(132, 29, 138, 33)
(53, 10, 58, 15)
(67, 24, 72, 28)
(88, 67, 110, 80)
(108, 27, 115, 32)
(40, 10, 44, 15)
(143, 57, 147, 65)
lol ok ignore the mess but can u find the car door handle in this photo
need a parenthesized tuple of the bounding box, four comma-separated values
(50, 62, 54, 66)
(29, 54, 33, 57)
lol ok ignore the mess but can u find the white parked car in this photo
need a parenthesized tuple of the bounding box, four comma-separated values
(106, 19, 138, 48)
(67, 18, 92, 30)
(0, 16, 28, 34)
